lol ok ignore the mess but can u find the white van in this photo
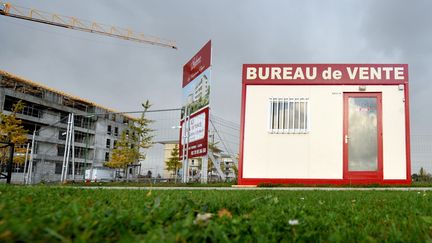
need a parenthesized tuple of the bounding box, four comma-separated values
(85, 167, 115, 182)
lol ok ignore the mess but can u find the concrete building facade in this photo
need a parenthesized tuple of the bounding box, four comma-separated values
(0, 70, 134, 183)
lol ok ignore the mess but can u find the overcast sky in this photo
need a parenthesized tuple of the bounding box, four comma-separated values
(1, 0, 431, 172)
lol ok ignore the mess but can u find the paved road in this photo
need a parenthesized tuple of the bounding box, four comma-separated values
(76, 186, 432, 191)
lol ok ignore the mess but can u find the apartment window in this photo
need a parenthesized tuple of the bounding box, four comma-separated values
(34, 142, 39, 155)
(123, 117, 130, 125)
(268, 98, 309, 133)
(74, 147, 89, 159)
(55, 162, 62, 174)
(60, 112, 69, 124)
(74, 115, 84, 128)
(113, 140, 117, 149)
(105, 152, 110, 162)
(58, 145, 65, 156)
(106, 139, 111, 149)
(58, 129, 67, 140)
(21, 122, 41, 136)
(114, 127, 119, 136)
(73, 162, 89, 175)
(74, 131, 88, 143)
(107, 125, 112, 135)
(55, 162, 85, 175)
(3, 96, 44, 118)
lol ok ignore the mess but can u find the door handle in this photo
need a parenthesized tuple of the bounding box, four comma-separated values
(345, 135, 350, 144)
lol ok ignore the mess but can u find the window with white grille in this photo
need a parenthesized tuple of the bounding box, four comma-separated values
(268, 98, 310, 133)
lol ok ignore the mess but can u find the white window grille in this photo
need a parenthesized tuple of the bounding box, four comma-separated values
(268, 98, 310, 134)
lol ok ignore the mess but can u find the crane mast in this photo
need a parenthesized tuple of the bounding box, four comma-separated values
(0, 2, 177, 49)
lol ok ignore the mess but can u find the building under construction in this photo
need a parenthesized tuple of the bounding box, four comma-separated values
(0, 70, 134, 183)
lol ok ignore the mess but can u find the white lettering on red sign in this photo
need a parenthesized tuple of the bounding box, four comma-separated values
(346, 67, 404, 80)
(247, 67, 318, 80)
(246, 65, 405, 81)
(191, 56, 202, 70)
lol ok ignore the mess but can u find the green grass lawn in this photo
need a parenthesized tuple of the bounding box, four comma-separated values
(63, 180, 432, 188)
(1, 186, 432, 242)
(68, 181, 237, 188)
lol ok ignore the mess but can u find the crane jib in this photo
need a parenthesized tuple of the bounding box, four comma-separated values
(0, 2, 177, 49)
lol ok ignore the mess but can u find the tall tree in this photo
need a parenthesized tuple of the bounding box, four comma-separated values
(133, 100, 154, 157)
(105, 131, 140, 169)
(105, 101, 153, 172)
(165, 144, 181, 178)
(0, 100, 28, 165)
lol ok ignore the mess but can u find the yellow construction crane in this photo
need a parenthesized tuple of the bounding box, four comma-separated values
(0, 1, 177, 49)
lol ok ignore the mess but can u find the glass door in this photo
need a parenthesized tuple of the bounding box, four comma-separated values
(343, 93, 383, 180)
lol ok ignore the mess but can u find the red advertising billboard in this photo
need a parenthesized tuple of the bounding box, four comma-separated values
(183, 40, 211, 88)
(179, 107, 209, 159)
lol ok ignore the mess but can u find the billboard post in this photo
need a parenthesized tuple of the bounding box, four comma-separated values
(181, 106, 188, 183)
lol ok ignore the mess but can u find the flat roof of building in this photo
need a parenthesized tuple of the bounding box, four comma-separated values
(0, 70, 136, 120)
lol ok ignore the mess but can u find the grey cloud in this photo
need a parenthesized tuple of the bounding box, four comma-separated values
(1, 0, 431, 172)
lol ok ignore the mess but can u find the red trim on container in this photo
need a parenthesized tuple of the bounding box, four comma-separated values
(405, 82, 412, 182)
(239, 178, 410, 186)
(343, 92, 383, 180)
(238, 80, 247, 184)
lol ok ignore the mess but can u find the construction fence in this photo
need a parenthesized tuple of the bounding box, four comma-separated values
(0, 108, 240, 184)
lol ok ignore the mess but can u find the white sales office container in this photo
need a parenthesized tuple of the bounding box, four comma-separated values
(238, 64, 411, 185)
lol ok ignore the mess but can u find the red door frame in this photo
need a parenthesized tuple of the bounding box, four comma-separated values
(343, 92, 383, 180)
